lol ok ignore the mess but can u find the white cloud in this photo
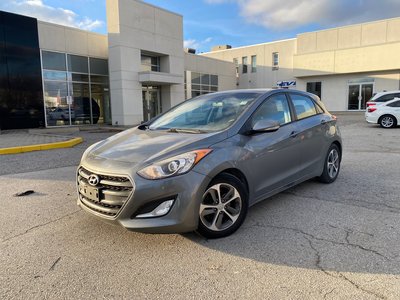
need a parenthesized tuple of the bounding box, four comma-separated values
(206, 0, 400, 30)
(0, 0, 103, 31)
(184, 37, 213, 50)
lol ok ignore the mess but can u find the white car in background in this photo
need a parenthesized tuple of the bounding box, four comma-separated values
(365, 98, 400, 128)
(366, 90, 400, 108)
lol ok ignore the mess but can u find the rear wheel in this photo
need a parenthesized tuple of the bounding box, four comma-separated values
(318, 144, 341, 184)
(197, 173, 248, 239)
(379, 115, 397, 128)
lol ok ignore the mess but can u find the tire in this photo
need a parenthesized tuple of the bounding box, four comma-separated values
(318, 144, 341, 184)
(197, 173, 248, 239)
(379, 115, 397, 128)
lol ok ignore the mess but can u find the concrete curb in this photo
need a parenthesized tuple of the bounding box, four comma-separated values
(0, 137, 83, 155)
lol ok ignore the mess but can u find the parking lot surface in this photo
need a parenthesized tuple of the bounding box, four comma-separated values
(1, 114, 400, 299)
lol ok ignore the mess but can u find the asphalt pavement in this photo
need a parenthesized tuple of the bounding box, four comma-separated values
(1, 114, 400, 299)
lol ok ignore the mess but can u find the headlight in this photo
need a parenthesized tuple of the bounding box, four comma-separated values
(137, 149, 212, 180)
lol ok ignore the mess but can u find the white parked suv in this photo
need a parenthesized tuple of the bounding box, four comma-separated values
(365, 98, 400, 128)
(366, 90, 400, 107)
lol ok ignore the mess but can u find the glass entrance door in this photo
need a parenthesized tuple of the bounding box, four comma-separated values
(348, 83, 374, 110)
(142, 86, 161, 122)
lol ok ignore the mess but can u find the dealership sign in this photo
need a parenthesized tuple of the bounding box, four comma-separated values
(277, 81, 296, 88)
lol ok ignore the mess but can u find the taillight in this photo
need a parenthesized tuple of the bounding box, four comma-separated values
(368, 107, 377, 113)
(366, 102, 376, 107)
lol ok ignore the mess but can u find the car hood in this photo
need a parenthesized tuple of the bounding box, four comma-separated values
(89, 127, 225, 164)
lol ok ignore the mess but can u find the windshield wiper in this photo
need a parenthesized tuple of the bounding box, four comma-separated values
(166, 128, 208, 134)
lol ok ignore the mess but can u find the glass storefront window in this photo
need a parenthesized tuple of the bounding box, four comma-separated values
(67, 54, 88, 74)
(43, 70, 67, 81)
(70, 73, 89, 82)
(42, 51, 66, 71)
(42, 50, 110, 127)
(91, 84, 111, 124)
(71, 83, 92, 125)
(90, 75, 109, 84)
(90, 58, 108, 75)
(43, 81, 69, 126)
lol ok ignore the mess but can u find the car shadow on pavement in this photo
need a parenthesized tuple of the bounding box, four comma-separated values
(182, 178, 400, 276)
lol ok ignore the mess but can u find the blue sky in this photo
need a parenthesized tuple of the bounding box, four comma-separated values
(1, 0, 400, 53)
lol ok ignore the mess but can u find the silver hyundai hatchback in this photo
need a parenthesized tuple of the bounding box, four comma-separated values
(77, 89, 342, 238)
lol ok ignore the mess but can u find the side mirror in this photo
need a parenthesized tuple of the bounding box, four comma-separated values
(251, 119, 280, 133)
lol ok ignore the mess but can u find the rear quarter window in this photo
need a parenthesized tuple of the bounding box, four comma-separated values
(387, 100, 400, 107)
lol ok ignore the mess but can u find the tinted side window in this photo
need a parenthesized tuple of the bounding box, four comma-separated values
(291, 94, 317, 120)
(252, 93, 291, 126)
(375, 94, 396, 102)
(387, 100, 400, 107)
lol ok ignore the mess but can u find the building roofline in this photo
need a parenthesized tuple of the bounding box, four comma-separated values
(136, 0, 183, 18)
(38, 20, 107, 37)
(201, 38, 297, 54)
(298, 16, 400, 36)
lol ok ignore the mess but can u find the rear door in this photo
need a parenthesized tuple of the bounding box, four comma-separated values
(242, 93, 302, 200)
(288, 92, 328, 177)
(387, 100, 400, 121)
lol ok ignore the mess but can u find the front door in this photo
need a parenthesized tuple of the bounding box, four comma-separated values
(242, 93, 301, 201)
(348, 83, 373, 110)
(142, 86, 161, 122)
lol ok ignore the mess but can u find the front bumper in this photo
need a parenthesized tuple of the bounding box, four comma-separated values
(77, 163, 210, 234)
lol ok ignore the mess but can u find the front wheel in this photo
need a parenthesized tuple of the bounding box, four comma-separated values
(318, 144, 341, 184)
(197, 173, 248, 239)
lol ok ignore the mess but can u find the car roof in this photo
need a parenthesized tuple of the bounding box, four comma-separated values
(372, 90, 400, 99)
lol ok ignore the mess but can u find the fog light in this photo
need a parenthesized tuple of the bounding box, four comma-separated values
(135, 200, 174, 218)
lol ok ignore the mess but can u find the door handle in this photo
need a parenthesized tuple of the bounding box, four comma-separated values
(290, 131, 298, 138)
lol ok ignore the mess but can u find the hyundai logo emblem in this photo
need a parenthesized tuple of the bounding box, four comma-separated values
(88, 174, 100, 186)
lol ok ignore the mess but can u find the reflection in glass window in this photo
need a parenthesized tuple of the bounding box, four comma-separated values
(242, 56, 248, 74)
(91, 84, 111, 124)
(233, 58, 239, 77)
(42, 51, 66, 71)
(90, 75, 109, 84)
(252, 93, 291, 126)
(291, 94, 318, 120)
(272, 52, 279, 70)
(251, 55, 257, 73)
(307, 82, 322, 99)
(141, 55, 160, 72)
(89, 58, 108, 75)
(190, 72, 218, 97)
(211, 75, 218, 86)
(191, 72, 201, 84)
(70, 73, 89, 82)
(41, 50, 110, 126)
(43, 81, 69, 126)
(67, 54, 88, 74)
(43, 70, 67, 81)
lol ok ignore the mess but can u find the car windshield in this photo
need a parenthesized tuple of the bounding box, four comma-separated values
(148, 92, 262, 132)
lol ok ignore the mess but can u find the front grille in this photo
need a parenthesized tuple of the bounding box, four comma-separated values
(77, 167, 134, 217)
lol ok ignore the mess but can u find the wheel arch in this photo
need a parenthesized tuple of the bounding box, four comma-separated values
(378, 114, 398, 124)
(214, 168, 250, 195)
(331, 140, 342, 161)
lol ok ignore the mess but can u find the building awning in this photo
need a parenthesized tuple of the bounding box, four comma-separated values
(139, 71, 183, 85)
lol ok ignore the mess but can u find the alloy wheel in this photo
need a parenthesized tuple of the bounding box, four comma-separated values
(327, 148, 339, 179)
(199, 183, 242, 232)
(381, 116, 394, 128)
